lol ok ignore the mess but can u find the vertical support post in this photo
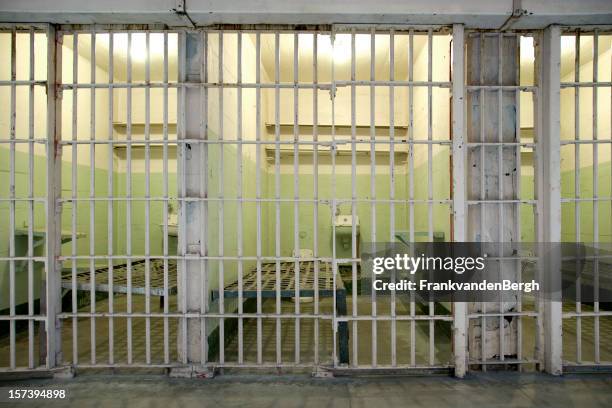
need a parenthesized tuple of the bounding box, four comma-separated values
(536, 25, 562, 375)
(177, 30, 206, 366)
(44, 24, 62, 368)
(451, 24, 467, 378)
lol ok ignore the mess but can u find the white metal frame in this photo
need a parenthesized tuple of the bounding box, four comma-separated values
(0, 23, 55, 371)
(559, 27, 612, 372)
(1, 22, 607, 377)
(464, 29, 542, 371)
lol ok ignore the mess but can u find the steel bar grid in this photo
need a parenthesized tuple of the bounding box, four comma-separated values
(560, 29, 612, 369)
(463, 30, 543, 372)
(0, 25, 51, 372)
(1, 24, 586, 377)
(40, 28, 182, 369)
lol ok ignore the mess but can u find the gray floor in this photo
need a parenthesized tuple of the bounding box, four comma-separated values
(2, 294, 610, 367)
(0, 372, 611, 407)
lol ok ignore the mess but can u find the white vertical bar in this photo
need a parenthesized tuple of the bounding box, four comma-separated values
(537, 25, 562, 375)
(255, 32, 263, 365)
(107, 32, 114, 366)
(126, 32, 133, 365)
(369, 28, 377, 368)
(515, 34, 522, 370)
(592, 30, 600, 364)
(27, 28, 35, 369)
(408, 29, 416, 367)
(312, 33, 320, 366)
(451, 24, 467, 378)
(89, 28, 97, 366)
(389, 30, 397, 368)
(292, 32, 301, 365)
(71, 32, 79, 366)
(574, 32, 582, 364)
(292, 32, 302, 364)
(331, 30, 338, 367)
(217, 32, 225, 364)
(427, 29, 435, 367)
(274, 32, 281, 365)
(201, 30, 209, 366)
(162, 32, 170, 365)
(45, 24, 62, 369)
(479, 32, 487, 370)
(237, 31, 244, 365)
(178, 31, 188, 364)
(144, 31, 151, 365)
(9, 27, 16, 370)
(497, 32, 505, 363)
(350, 29, 358, 367)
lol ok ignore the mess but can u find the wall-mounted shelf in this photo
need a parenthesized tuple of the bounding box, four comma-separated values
(265, 123, 408, 129)
(264, 146, 409, 160)
(112, 122, 177, 131)
(112, 143, 178, 150)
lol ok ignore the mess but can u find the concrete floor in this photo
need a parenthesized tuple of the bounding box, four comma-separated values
(1, 294, 455, 367)
(1, 293, 611, 367)
(0, 372, 611, 407)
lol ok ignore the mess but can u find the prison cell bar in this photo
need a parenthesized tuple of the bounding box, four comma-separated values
(574, 31, 583, 364)
(479, 32, 487, 371)
(350, 30, 358, 367)
(162, 32, 170, 365)
(178, 31, 186, 365)
(592, 30, 600, 365)
(144, 30, 152, 365)
(331, 30, 338, 367)
(255, 31, 263, 365)
(369, 27, 377, 368)
(293, 32, 301, 365)
(89, 28, 97, 366)
(46, 23, 62, 370)
(9, 27, 16, 369)
(71, 32, 79, 365)
(274, 31, 282, 366)
(427, 29, 435, 367)
(560, 30, 612, 369)
(538, 25, 562, 374)
(452, 23, 467, 378)
(0, 27, 478, 374)
(126, 32, 134, 365)
(313, 32, 320, 366)
(201, 30, 209, 366)
(389, 29, 397, 368)
(497, 32, 505, 364)
(237, 31, 244, 365)
(27, 28, 35, 369)
(514, 32, 523, 371)
(217, 32, 225, 365)
(408, 29, 417, 368)
(107, 29, 115, 366)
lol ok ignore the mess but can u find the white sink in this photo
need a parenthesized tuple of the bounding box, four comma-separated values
(335, 215, 359, 228)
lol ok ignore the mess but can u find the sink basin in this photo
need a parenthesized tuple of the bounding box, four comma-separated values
(335, 215, 359, 255)
(335, 215, 359, 228)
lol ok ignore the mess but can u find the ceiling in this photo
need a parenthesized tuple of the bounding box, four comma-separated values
(257, 33, 432, 82)
(1, 0, 611, 29)
(63, 31, 610, 84)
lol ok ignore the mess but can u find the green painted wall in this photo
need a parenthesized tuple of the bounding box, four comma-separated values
(267, 150, 453, 259)
(561, 161, 612, 243)
(2, 143, 608, 311)
(0, 147, 110, 310)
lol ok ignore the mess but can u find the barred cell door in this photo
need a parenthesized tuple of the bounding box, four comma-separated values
(4, 23, 601, 378)
(175, 27, 460, 373)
